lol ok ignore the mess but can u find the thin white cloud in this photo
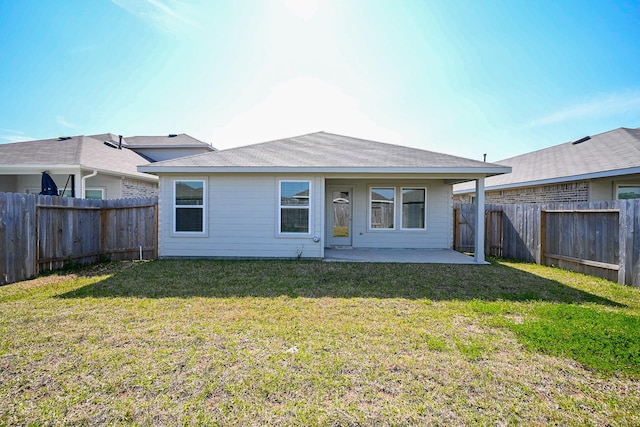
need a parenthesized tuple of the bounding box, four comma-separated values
(528, 90, 640, 127)
(0, 135, 33, 143)
(0, 129, 33, 143)
(111, 0, 199, 35)
(56, 115, 77, 129)
(0, 127, 25, 135)
(212, 77, 403, 149)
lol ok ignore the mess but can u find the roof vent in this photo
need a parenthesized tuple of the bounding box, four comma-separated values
(168, 134, 178, 138)
(572, 136, 591, 145)
(103, 140, 119, 149)
(57, 136, 72, 141)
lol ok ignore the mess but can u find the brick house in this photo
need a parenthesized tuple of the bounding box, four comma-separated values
(453, 127, 640, 203)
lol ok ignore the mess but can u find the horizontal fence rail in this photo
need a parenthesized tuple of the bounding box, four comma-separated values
(454, 200, 640, 286)
(1, 192, 157, 286)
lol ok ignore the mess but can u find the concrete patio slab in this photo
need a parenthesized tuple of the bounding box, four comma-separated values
(323, 248, 484, 264)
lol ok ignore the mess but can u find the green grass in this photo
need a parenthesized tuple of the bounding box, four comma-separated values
(1, 259, 639, 426)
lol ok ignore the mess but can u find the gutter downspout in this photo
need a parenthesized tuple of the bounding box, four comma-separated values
(81, 170, 98, 199)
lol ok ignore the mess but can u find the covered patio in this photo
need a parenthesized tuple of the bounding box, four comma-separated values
(324, 248, 484, 264)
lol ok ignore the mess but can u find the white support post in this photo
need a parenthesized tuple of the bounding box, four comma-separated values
(474, 177, 486, 264)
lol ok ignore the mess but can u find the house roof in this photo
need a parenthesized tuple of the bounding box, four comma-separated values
(124, 133, 214, 149)
(138, 132, 510, 178)
(0, 135, 157, 181)
(454, 127, 640, 193)
(89, 133, 126, 145)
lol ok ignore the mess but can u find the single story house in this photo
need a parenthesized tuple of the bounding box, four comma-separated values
(453, 127, 640, 203)
(138, 132, 511, 262)
(0, 133, 214, 199)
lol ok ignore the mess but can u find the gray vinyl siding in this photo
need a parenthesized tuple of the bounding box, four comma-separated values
(591, 174, 640, 201)
(158, 174, 455, 258)
(84, 174, 124, 199)
(0, 175, 17, 192)
(158, 173, 324, 259)
(325, 178, 452, 249)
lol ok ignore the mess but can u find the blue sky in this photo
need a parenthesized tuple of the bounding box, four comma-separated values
(1, 0, 639, 161)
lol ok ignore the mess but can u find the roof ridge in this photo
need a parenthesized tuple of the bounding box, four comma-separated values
(75, 135, 89, 164)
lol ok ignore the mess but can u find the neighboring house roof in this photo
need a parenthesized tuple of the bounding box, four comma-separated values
(139, 132, 510, 178)
(0, 135, 156, 181)
(454, 127, 640, 193)
(125, 133, 215, 149)
(89, 133, 126, 145)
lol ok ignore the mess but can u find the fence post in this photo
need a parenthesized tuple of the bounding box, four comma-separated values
(474, 178, 485, 263)
(539, 210, 546, 266)
(618, 200, 634, 286)
(453, 208, 459, 251)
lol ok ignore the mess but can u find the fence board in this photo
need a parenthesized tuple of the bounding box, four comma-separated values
(0, 192, 158, 286)
(0, 194, 7, 284)
(455, 200, 640, 286)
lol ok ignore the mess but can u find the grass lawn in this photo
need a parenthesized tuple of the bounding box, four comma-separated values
(1, 259, 639, 426)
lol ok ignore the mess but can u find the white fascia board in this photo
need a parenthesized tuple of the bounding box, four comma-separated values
(137, 165, 512, 175)
(0, 164, 157, 182)
(0, 164, 80, 174)
(452, 167, 640, 194)
(127, 145, 209, 149)
(81, 166, 159, 182)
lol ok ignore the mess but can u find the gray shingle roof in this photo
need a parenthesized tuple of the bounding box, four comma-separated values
(125, 133, 214, 149)
(139, 132, 509, 175)
(88, 133, 126, 145)
(0, 135, 156, 180)
(454, 127, 640, 193)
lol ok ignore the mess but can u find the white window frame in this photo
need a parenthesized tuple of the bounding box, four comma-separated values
(278, 180, 312, 235)
(173, 179, 206, 235)
(84, 187, 105, 200)
(369, 186, 396, 230)
(615, 184, 640, 200)
(400, 187, 427, 230)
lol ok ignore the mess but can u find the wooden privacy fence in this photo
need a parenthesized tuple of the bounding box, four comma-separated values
(454, 200, 640, 286)
(1, 192, 158, 286)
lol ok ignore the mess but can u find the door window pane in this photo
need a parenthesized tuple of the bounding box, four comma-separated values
(332, 191, 350, 237)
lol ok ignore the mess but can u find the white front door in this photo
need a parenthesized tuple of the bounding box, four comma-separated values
(326, 187, 352, 247)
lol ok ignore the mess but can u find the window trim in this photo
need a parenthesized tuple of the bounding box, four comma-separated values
(84, 187, 105, 200)
(173, 179, 206, 235)
(400, 187, 427, 230)
(615, 183, 640, 200)
(369, 186, 396, 230)
(278, 180, 312, 235)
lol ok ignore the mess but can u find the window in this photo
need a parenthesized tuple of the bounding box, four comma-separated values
(280, 181, 310, 233)
(85, 188, 104, 200)
(174, 180, 205, 233)
(617, 185, 640, 200)
(370, 187, 395, 229)
(401, 188, 426, 229)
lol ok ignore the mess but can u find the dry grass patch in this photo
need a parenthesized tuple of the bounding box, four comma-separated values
(1, 259, 639, 426)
